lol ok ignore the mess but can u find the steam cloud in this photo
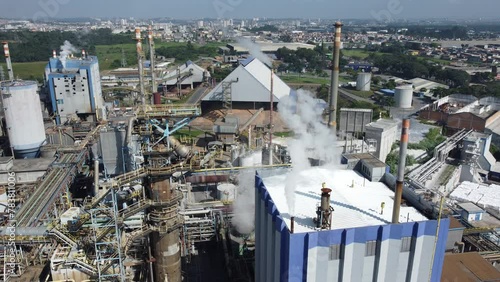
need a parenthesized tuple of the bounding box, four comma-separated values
(236, 37, 272, 67)
(59, 40, 77, 69)
(278, 89, 339, 215)
(232, 169, 255, 234)
(231, 90, 338, 232)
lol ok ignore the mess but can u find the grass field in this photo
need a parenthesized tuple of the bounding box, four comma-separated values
(0, 61, 47, 82)
(281, 73, 349, 85)
(342, 49, 372, 59)
(346, 89, 374, 99)
(95, 41, 226, 71)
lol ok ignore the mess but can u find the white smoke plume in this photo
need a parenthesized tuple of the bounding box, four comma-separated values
(232, 169, 255, 234)
(236, 37, 272, 67)
(278, 89, 339, 215)
(59, 40, 77, 69)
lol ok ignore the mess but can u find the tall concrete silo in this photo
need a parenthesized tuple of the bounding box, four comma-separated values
(0, 81, 46, 158)
(356, 72, 371, 91)
(395, 84, 413, 109)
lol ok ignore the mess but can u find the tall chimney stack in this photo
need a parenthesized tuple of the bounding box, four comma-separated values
(328, 21, 343, 130)
(135, 28, 146, 105)
(52, 50, 57, 59)
(2, 42, 14, 81)
(82, 49, 86, 58)
(392, 119, 410, 223)
(148, 25, 157, 98)
(269, 68, 274, 165)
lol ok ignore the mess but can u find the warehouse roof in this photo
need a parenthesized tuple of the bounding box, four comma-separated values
(442, 252, 500, 282)
(202, 57, 293, 103)
(365, 119, 399, 131)
(260, 167, 427, 233)
(457, 202, 485, 214)
(163, 61, 209, 86)
(407, 78, 449, 91)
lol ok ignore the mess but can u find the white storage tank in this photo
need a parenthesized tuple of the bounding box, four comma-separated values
(0, 81, 46, 158)
(395, 84, 414, 109)
(356, 72, 372, 91)
(217, 183, 236, 203)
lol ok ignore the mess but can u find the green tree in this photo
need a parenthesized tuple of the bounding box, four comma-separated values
(384, 79, 397, 89)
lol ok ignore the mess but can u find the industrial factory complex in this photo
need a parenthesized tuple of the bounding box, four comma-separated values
(1, 20, 500, 282)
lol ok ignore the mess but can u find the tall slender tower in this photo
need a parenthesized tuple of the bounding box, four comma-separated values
(148, 25, 156, 97)
(328, 22, 343, 130)
(2, 42, 15, 80)
(135, 28, 146, 105)
(269, 68, 274, 165)
(392, 119, 410, 223)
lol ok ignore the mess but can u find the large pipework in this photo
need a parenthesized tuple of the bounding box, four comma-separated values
(2, 42, 14, 80)
(314, 182, 334, 229)
(148, 25, 157, 98)
(135, 28, 146, 105)
(94, 159, 99, 196)
(167, 136, 190, 158)
(392, 119, 410, 223)
(328, 22, 343, 130)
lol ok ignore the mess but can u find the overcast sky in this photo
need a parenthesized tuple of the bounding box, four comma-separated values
(1, 0, 498, 20)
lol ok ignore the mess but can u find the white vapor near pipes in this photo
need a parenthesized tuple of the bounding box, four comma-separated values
(232, 169, 255, 234)
(59, 40, 77, 69)
(278, 89, 339, 215)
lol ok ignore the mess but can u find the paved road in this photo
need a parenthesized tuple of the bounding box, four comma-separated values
(186, 86, 209, 105)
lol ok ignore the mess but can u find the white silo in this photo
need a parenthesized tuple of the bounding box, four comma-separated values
(0, 81, 46, 158)
(395, 84, 414, 109)
(356, 72, 372, 91)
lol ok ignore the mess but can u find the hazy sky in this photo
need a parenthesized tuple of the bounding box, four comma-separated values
(1, 0, 498, 20)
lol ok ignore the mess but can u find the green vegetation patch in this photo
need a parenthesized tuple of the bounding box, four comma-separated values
(0, 61, 47, 82)
(407, 128, 446, 154)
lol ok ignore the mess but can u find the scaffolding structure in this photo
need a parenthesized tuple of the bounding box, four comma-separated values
(91, 190, 126, 281)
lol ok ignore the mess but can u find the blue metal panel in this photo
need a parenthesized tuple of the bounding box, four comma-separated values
(288, 233, 308, 282)
(430, 218, 450, 282)
(280, 229, 290, 281)
(84, 65, 96, 111)
(48, 77, 59, 125)
(255, 173, 450, 282)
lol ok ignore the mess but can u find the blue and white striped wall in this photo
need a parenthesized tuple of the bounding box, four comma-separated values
(255, 173, 449, 282)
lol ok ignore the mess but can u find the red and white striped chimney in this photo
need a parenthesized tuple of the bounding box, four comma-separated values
(3, 42, 10, 57)
(135, 28, 141, 40)
(148, 25, 153, 40)
(52, 50, 57, 58)
(3, 42, 14, 80)
(82, 49, 86, 58)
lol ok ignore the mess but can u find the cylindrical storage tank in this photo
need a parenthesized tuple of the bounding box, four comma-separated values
(395, 84, 413, 109)
(356, 72, 371, 91)
(1, 81, 46, 158)
(217, 183, 236, 202)
(153, 92, 162, 105)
